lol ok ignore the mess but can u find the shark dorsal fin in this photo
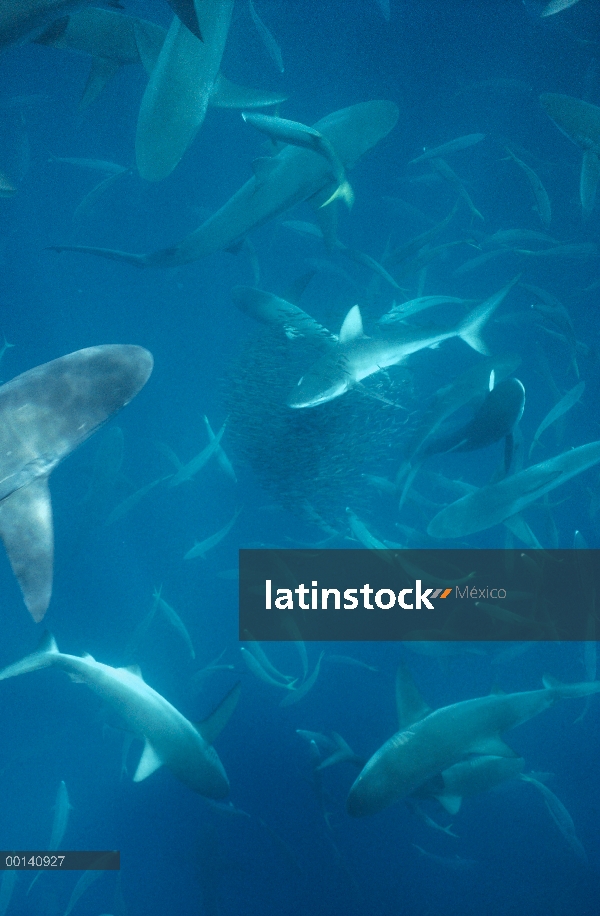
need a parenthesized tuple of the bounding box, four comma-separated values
(196, 682, 241, 745)
(120, 664, 144, 679)
(339, 305, 364, 343)
(396, 662, 432, 729)
(133, 740, 163, 782)
(252, 157, 278, 184)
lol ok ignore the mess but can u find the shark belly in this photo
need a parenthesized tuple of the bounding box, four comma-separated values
(55, 655, 230, 798)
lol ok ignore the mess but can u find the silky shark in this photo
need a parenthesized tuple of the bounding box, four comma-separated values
(288, 280, 515, 409)
(0, 345, 152, 621)
(347, 676, 600, 816)
(540, 93, 600, 214)
(49, 100, 399, 266)
(0, 633, 240, 798)
(396, 663, 524, 815)
(427, 438, 600, 539)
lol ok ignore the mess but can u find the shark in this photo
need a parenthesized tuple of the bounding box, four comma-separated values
(420, 376, 525, 473)
(0, 633, 240, 798)
(0, 345, 152, 621)
(49, 100, 399, 266)
(347, 675, 600, 816)
(242, 112, 354, 207)
(427, 438, 600, 539)
(288, 279, 516, 409)
(540, 93, 600, 214)
(395, 663, 524, 815)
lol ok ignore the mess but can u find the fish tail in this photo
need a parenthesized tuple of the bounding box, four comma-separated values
(320, 179, 355, 210)
(457, 275, 520, 354)
(0, 631, 59, 681)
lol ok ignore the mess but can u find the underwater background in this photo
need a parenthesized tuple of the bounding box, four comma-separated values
(0, 0, 599, 913)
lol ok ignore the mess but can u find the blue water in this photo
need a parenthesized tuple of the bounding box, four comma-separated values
(0, 0, 599, 913)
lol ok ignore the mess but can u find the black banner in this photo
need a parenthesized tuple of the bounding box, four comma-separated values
(239, 549, 599, 641)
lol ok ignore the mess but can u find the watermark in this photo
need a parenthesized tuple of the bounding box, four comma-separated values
(239, 549, 599, 641)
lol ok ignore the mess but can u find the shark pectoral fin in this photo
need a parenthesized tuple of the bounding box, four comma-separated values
(209, 73, 287, 109)
(580, 149, 600, 215)
(339, 305, 364, 343)
(434, 794, 462, 815)
(79, 58, 122, 110)
(0, 477, 54, 623)
(252, 157, 278, 184)
(467, 737, 517, 757)
(196, 682, 241, 744)
(133, 740, 163, 782)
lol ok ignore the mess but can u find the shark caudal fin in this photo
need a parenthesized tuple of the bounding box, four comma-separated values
(0, 632, 59, 681)
(457, 275, 520, 354)
(196, 682, 242, 744)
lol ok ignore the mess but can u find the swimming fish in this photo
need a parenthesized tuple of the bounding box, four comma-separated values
(248, 0, 284, 72)
(428, 439, 600, 539)
(347, 676, 600, 816)
(242, 111, 354, 207)
(421, 377, 525, 473)
(540, 93, 600, 214)
(409, 133, 485, 165)
(288, 279, 513, 409)
(49, 100, 399, 267)
(0, 633, 240, 798)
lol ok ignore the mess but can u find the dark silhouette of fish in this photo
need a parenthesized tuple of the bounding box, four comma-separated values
(420, 377, 525, 474)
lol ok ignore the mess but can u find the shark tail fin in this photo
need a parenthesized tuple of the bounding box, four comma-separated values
(0, 631, 59, 682)
(196, 682, 241, 745)
(457, 300, 495, 354)
(457, 275, 520, 354)
(320, 179, 355, 210)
